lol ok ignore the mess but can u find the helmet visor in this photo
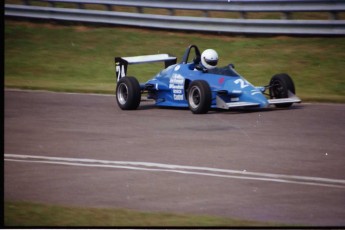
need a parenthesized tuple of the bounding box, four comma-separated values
(204, 57, 218, 66)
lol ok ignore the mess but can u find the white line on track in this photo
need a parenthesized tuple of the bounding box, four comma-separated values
(5, 153, 345, 189)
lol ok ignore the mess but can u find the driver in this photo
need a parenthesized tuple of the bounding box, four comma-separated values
(195, 49, 219, 72)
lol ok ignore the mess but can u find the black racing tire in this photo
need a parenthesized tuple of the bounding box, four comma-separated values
(187, 80, 212, 114)
(116, 76, 141, 110)
(269, 73, 295, 108)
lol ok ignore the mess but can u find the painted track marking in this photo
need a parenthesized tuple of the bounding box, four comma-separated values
(5, 153, 345, 189)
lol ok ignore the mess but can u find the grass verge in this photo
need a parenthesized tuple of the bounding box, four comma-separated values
(4, 20, 345, 102)
(4, 201, 278, 227)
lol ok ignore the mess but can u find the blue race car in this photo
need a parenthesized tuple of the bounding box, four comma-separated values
(115, 44, 301, 114)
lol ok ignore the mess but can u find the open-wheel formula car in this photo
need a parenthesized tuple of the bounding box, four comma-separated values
(115, 44, 301, 114)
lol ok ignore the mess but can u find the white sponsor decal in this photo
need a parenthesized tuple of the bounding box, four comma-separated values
(174, 65, 181, 71)
(251, 89, 261, 95)
(169, 73, 185, 101)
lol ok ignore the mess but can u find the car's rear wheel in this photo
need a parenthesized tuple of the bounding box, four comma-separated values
(116, 76, 141, 110)
(269, 73, 295, 108)
(187, 80, 212, 114)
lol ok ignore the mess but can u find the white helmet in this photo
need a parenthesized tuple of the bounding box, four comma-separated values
(201, 49, 218, 70)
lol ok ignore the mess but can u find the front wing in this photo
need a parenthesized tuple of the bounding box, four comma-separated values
(216, 91, 301, 109)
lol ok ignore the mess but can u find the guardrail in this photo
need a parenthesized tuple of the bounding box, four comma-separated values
(5, 0, 345, 35)
(22, 0, 345, 19)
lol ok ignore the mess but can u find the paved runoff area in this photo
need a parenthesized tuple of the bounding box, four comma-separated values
(4, 89, 345, 226)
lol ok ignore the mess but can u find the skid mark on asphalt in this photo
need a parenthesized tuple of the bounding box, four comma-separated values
(5, 153, 345, 189)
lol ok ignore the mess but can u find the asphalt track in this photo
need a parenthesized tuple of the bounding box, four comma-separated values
(4, 89, 345, 226)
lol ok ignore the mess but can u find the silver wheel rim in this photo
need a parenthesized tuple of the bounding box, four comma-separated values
(189, 86, 201, 109)
(117, 83, 128, 105)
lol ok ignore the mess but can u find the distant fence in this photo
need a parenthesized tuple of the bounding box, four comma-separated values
(5, 0, 345, 35)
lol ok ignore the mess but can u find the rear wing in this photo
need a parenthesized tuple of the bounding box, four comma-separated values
(115, 54, 177, 82)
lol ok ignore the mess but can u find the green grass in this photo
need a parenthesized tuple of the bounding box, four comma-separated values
(4, 20, 345, 102)
(4, 201, 277, 227)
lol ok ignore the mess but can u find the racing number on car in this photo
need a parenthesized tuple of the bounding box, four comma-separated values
(234, 79, 249, 89)
(116, 64, 126, 81)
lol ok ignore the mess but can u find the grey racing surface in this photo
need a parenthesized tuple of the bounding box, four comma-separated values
(4, 89, 345, 226)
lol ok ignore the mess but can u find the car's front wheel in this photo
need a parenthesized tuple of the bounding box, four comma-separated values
(187, 80, 212, 114)
(269, 73, 296, 108)
(116, 76, 141, 110)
